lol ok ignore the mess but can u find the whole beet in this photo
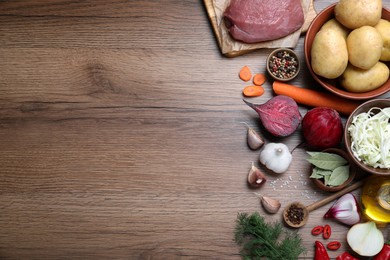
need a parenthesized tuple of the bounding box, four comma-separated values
(243, 95, 302, 137)
(302, 107, 343, 150)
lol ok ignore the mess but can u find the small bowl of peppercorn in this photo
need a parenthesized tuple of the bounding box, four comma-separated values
(266, 48, 300, 82)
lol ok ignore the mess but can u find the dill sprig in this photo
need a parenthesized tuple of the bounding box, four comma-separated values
(234, 212, 306, 260)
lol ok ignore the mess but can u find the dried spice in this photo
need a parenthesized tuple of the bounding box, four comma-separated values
(285, 203, 305, 225)
(307, 152, 348, 170)
(268, 50, 299, 80)
(307, 152, 350, 187)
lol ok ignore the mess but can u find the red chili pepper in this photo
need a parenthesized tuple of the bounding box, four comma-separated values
(311, 225, 324, 236)
(327, 241, 341, 251)
(373, 243, 390, 260)
(315, 241, 330, 260)
(323, 224, 331, 239)
(336, 252, 359, 260)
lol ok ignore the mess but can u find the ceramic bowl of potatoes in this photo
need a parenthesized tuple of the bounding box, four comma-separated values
(304, 1, 390, 100)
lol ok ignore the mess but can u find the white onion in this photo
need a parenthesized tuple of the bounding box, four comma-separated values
(347, 221, 384, 256)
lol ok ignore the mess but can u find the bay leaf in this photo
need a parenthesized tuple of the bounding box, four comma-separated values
(306, 151, 323, 157)
(306, 152, 348, 170)
(327, 165, 350, 186)
(324, 174, 331, 186)
(310, 167, 332, 179)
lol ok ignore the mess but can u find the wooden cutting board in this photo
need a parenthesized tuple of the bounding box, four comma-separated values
(204, 0, 317, 57)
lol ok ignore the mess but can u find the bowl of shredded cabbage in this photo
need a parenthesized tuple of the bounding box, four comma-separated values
(344, 99, 390, 175)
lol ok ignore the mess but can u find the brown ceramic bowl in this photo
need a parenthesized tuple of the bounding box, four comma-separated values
(344, 99, 390, 175)
(311, 148, 357, 192)
(266, 48, 300, 82)
(304, 4, 390, 100)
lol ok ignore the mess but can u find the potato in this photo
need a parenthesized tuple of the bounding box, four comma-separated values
(347, 26, 383, 70)
(320, 19, 350, 39)
(340, 62, 389, 93)
(374, 19, 390, 61)
(335, 0, 382, 29)
(311, 28, 348, 79)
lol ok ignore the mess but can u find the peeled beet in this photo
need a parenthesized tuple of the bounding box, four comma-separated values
(302, 107, 343, 150)
(243, 95, 302, 137)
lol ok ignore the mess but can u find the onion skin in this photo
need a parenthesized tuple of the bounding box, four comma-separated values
(324, 193, 361, 226)
(302, 107, 343, 150)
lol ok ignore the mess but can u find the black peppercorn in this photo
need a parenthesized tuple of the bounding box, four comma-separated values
(286, 204, 305, 225)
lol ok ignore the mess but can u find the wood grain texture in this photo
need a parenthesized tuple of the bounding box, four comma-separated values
(1, 0, 389, 259)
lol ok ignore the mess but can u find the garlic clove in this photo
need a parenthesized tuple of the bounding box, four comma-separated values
(247, 127, 264, 150)
(247, 163, 267, 188)
(261, 196, 281, 214)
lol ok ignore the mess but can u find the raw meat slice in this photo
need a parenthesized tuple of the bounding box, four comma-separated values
(223, 0, 305, 43)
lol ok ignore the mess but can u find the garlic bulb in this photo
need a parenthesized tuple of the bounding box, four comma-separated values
(259, 143, 292, 174)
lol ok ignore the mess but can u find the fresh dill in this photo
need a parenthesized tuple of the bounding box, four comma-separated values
(234, 212, 306, 260)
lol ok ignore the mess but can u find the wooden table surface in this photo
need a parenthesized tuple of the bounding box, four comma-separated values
(1, 0, 389, 259)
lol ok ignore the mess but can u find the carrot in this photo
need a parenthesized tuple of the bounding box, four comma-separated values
(239, 66, 252, 82)
(253, 73, 266, 86)
(272, 81, 362, 115)
(242, 85, 265, 97)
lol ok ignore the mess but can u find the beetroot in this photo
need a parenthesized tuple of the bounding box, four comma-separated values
(302, 107, 343, 150)
(243, 95, 302, 137)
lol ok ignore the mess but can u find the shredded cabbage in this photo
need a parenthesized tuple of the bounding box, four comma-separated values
(348, 107, 390, 169)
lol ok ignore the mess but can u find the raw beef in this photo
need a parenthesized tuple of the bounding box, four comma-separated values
(223, 0, 305, 43)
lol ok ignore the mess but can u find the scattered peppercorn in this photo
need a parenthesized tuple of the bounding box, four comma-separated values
(268, 50, 299, 80)
(285, 203, 305, 225)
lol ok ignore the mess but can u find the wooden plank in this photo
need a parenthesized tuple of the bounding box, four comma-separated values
(0, 0, 389, 259)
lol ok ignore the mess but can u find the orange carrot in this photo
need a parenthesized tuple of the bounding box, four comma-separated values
(239, 66, 252, 82)
(253, 73, 266, 86)
(242, 85, 265, 97)
(272, 81, 362, 115)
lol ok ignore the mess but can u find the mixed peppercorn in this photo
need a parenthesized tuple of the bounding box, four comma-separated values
(268, 50, 299, 80)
